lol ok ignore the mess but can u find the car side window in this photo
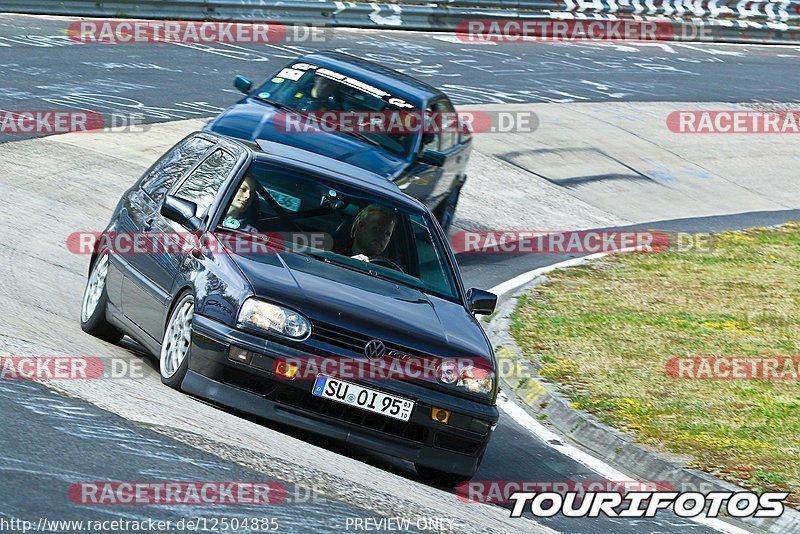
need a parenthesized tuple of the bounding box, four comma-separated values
(409, 213, 456, 297)
(434, 99, 458, 152)
(140, 136, 215, 202)
(422, 105, 441, 152)
(174, 149, 238, 216)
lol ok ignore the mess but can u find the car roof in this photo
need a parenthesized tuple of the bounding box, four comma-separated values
(294, 50, 443, 107)
(239, 137, 426, 211)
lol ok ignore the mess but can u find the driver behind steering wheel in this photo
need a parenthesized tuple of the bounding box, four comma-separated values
(347, 204, 400, 269)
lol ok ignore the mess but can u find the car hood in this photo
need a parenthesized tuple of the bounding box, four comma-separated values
(208, 99, 408, 179)
(228, 250, 491, 361)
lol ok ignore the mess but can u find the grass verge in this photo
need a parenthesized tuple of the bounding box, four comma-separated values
(510, 222, 800, 507)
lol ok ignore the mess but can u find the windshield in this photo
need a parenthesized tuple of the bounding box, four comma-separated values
(253, 62, 418, 156)
(216, 160, 460, 302)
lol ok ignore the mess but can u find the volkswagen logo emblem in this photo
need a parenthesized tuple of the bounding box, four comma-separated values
(364, 339, 386, 359)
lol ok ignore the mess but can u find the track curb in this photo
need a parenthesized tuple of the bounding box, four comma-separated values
(482, 255, 800, 534)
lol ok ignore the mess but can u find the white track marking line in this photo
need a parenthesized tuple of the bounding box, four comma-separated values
(489, 253, 607, 297)
(491, 255, 753, 534)
(497, 395, 752, 534)
(497, 393, 633, 482)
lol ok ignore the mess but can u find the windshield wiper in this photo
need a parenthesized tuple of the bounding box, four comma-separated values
(338, 129, 382, 148)
(253, 96, 297, 113)
(305, 251, 398, 281)
(255, 97, 383, 148)
(307, 114, 383, 148)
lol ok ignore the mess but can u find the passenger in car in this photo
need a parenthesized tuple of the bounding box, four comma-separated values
(222, 176, 263, 232)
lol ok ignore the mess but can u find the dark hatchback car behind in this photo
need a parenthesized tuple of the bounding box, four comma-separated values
(80, 131, 499, 483)
(206, 51, 472, 232)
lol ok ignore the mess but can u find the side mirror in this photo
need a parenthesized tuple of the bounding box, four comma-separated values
(234, 75, 253, 94)
(418, 149, 446, 167)
(161, 196, 202, 232)
(467, 288, 497, 315)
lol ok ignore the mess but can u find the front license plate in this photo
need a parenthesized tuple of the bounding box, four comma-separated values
(311, 375, 415, 422)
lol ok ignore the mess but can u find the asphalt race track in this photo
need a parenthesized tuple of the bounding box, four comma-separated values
(2, 12, 799, 534)
(1, 14, 800, 145)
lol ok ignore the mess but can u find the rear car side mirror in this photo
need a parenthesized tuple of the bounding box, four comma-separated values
(234, 75, 253, 94)
(161, 196, 202, 232)
(419, 149, 446, 167)
(467, 288, 497, 315)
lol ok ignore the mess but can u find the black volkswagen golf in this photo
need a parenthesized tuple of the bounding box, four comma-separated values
(79, 131, 499, 483)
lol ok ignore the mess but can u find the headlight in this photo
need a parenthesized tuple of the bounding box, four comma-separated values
(436, 359, 494, 397)
(237, 299, 311, 340)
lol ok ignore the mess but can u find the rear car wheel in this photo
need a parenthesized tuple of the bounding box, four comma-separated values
(160, 293, 194, 389)
(80, 252, 124, 343)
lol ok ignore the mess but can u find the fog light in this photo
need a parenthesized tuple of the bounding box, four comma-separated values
(274, 360, 298, 380)
(431, 407, 451, 424)
(228, 346, 252, 364)
(470, 418, 491, 434)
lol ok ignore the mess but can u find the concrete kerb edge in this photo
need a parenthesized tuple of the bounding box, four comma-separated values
(482, 256, 800, 534)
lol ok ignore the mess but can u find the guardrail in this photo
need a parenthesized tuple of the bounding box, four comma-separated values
(2, 0, 799, 43)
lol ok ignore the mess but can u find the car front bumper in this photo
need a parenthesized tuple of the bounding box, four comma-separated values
(185, 314, 499, 477)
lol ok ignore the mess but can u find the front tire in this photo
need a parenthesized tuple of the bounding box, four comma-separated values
(159, 292, 194, 389)
(80, 252, 124, 343)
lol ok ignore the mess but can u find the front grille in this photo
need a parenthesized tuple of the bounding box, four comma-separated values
(275, 385, 429, 444)
(312, 322, 371, 353)
(311, 322, 435, 363)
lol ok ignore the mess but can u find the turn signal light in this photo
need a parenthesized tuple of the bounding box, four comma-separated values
(431, 407, 451, 424)
(274, 360, 299, 379)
